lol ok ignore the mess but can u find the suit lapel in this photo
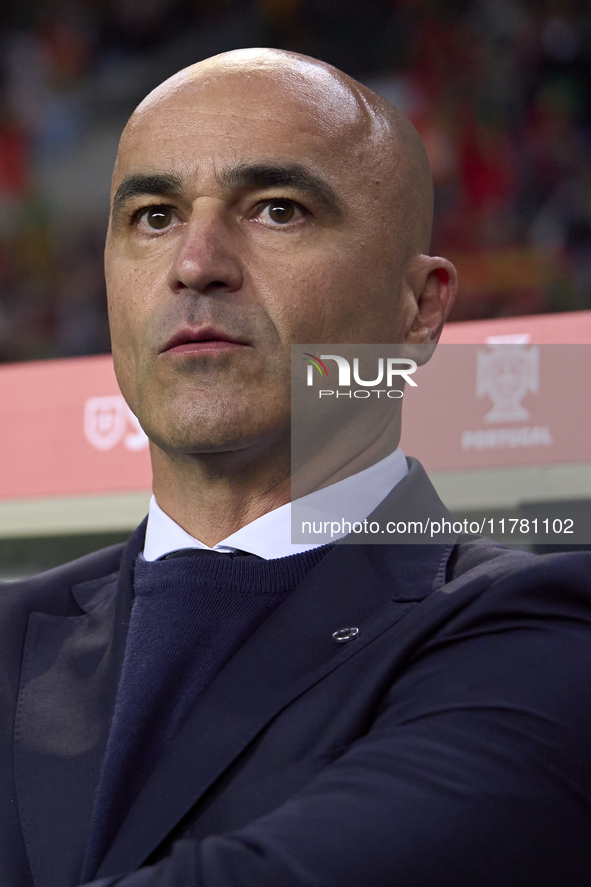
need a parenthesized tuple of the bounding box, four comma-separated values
(13, 526, 141, 887)
(96, 526, 453, 879)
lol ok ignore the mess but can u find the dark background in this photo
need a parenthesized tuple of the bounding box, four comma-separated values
(0, 0, 590, 362)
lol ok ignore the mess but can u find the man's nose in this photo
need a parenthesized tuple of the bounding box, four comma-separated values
(166, 202, 244, 296)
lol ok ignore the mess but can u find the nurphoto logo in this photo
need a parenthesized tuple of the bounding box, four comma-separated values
(302, 352, 418, 399)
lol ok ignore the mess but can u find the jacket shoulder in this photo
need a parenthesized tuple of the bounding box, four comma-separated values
(0, 542, 126, 615)
(446, 536, 537, 586)
(0, 518, 146, 616)
(443, 539, 591, 629)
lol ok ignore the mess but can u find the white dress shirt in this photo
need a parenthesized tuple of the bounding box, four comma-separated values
(143, 448, 408, 561)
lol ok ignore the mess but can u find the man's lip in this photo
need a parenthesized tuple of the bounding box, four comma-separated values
(160, 328, 249, 355)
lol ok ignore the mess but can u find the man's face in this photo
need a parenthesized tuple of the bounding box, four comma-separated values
(106, 62, 414, 457)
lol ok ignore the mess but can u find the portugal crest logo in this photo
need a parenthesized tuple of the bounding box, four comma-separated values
(477, 345, 539, 424)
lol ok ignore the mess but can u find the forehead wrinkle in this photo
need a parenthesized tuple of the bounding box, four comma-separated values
(117, 85, 365, 201)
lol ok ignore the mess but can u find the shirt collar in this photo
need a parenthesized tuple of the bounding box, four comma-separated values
(143, 448, 408, 561)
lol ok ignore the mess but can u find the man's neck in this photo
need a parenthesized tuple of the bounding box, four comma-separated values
(150, 444, 292, 548)
(150, 418, 401, 547)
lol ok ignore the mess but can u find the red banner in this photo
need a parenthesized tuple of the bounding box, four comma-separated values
(2, 311, 591, 500)
(0, 356, 151, 498)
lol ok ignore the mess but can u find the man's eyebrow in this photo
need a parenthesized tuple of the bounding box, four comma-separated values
(111, 172, 184, 216)
(218, 163, 344, 216)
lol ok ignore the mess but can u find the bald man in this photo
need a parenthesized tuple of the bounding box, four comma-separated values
(2, 49, 591, 887)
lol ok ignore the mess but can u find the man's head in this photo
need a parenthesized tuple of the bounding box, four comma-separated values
(105, 48, 456, 462)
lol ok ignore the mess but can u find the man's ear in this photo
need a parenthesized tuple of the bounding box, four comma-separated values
(404, 255, 457, 346)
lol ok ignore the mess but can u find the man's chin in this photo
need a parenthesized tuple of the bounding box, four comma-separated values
(146, 417, 291, 460)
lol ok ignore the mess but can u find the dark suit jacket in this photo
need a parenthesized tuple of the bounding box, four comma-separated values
(3, 459, 591, 887)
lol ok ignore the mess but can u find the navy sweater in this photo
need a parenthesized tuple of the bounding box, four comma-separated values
(83, 546, 331, 877)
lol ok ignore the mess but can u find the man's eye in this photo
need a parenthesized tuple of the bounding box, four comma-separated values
(258, 200, 303, 225)
(136, 206, 175, 231)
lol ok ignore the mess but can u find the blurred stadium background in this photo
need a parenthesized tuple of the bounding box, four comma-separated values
(1, 0, 590, 575)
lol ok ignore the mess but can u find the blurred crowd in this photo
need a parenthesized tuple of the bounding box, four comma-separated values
(0, 0, 590, 361)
